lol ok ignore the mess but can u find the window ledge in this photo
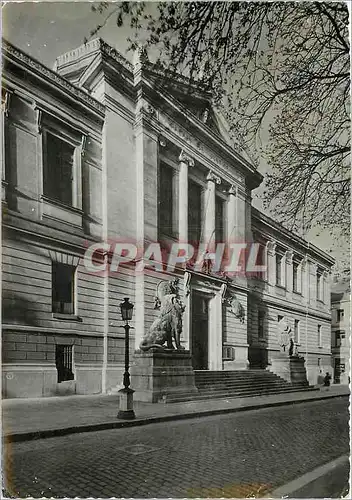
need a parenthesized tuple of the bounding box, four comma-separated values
(275, 284, 286, 290)
(52, 313, 82, 322)
(293, 290, 302, 296)
(41, 195, 83, 214)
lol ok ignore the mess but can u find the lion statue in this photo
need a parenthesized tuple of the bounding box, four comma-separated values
(139, 278, 186, 351)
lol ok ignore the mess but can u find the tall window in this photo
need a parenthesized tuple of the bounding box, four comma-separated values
(335, 330, 345, 347)
(43, 132, 74, 206)
(188, 179, 202, 243)
(316, 273, 322, 300)
(294, 319, 300, 343)
(52, 262, 76, 315)
(254, 244, 265, 279)
(258, 311, 265, 339)
(337, 309, 344, 322)
(317, 324, 322, 347)
(215, 195, 224, 243)
(293, 261, 300, 292)
(159, 162, 175, 237)
(276, 254, 283, 286)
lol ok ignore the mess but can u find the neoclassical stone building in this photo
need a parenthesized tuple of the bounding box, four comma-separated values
(2, 38, 334, 398)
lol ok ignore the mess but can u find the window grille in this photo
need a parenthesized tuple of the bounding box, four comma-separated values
(55, 345, 74, 383)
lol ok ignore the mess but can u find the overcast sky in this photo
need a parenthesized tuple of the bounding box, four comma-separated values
(2, 2, 349, 267)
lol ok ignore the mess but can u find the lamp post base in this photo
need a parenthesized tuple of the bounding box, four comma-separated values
(117, 387, 135, 420)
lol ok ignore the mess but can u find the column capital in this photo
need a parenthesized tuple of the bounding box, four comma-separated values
(159, 135, 167, 147)
(206, 170, 221, 185)
(285, 250, 294, 264)
(228, 184, 238, 196)
(266, 240, 276, 255)
(179, 150, 195, 167)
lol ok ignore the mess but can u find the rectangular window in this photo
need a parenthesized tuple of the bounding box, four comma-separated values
(293, 262, 300, 292)
(258, 311, 265, 339)
(43, 132, 74, 206)
(318, 324, 322, 348)
(188, 179, 202, 243)
(52, 262, 76, 315)
(215, 195, 224, 243)
(252, 243, 265, 280)
(337, 309, 344, 322)
(294, 319, 300, 343)
(276, 254, 282, 286)
(159, 162, 176, 237)
(55, 345, 74, 383)
(316, 273, 322, 300)
(335, 330, 345, 347)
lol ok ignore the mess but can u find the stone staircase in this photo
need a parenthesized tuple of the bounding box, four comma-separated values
(164, 368, 316, 403)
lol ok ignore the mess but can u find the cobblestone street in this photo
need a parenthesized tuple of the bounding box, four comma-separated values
(4, 398, 349, 498)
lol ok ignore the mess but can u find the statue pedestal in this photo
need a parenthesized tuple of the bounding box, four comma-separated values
(130, 349, 199, 403)
(268, 353, 309, 386)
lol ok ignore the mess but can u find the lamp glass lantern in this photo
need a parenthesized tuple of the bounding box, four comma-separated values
(120, 297, 134, 322)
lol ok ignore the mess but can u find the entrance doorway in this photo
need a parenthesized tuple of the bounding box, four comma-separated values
(191, 291, 209, 370)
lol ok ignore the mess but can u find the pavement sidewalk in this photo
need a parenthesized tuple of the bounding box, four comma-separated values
(2, 384, 349, 442)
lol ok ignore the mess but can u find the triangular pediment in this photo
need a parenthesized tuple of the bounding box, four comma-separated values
(143, 64, 253, 162)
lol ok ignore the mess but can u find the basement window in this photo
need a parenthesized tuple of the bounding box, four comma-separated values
(55, 345, 74, 383)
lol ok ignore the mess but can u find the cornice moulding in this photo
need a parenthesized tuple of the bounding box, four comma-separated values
(3, 39, 105, 118)
(252, 208, 334, 267)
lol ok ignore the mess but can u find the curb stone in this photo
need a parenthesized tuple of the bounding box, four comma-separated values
(265, 455, 350, 498)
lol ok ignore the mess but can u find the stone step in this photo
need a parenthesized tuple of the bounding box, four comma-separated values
(196, 382, 296, 392)
(165, 386, 316, 403)
(195, 376, 292, 384)
(197, 385, 310, 396)
(195, 375, 289, 384)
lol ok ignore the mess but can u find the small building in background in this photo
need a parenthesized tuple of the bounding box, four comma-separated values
(331, 272, 350, 385)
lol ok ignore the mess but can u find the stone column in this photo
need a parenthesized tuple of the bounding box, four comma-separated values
(301, 257, 309, 301)
(266, 241, 277, 286)
(1, 90, 11, 203)
(286, 250, 293, 293)
(204, 170, 221, 247)
(178, 150, 194, 243)
(227, 185, 237, 243)
(323, 271, 329, 307)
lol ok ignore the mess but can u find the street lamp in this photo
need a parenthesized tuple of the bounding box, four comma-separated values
(117, 297, 135, 420)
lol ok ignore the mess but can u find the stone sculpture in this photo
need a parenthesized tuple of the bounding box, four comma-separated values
(277, 317, 291, 353)
(139, 278, 186, 351)
(222, 291, 246, 324)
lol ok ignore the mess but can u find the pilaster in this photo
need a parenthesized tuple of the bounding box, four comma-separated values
(266, 241, 277, 286)
(178, 150, 194, 243)
(204, 170, 221, 248)
(226, 184, 237, 243)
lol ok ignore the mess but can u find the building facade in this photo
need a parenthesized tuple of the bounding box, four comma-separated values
(1, 39, 334, 398)
(331, 273, 350, 385)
